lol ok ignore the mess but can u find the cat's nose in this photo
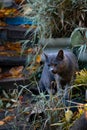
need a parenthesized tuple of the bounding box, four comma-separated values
(52, 70, 57, 74)
(49, 67, 53, 72)
(49, 67, 57, 74)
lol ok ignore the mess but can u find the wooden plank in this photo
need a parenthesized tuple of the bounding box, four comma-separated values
(0, 77, 30, 90)
(0, 56, 27, 66)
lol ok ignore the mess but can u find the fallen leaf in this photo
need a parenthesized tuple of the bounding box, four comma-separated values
(36, 55, 41, 63)
(3, 116, 15, 122)
(5, 42, 21, 52)
(9, 66, 24, 76)
(0, 121, 5, 126)
(0, 72, 12, 79)
(0, 8, 18, 17)
(11, 73, 23, 78)
(0, 46, 5, 51)
(0, 21, 7, 26)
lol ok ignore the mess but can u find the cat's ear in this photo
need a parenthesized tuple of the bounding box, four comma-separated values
(56, 50, 64, 60)
(44, 53, 48, 61)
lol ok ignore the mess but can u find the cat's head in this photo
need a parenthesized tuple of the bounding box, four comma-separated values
(44, 50, 65, 74)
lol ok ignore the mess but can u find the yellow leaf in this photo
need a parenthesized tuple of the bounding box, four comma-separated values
(36, 55, 41, 63)
(84, 104, 87, 111)
(78, 108, 84, 115)
(65, 109, 73, 122)
(78, 104, 84, 114)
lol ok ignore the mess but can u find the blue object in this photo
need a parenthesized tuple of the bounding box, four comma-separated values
(5, 17, 33, 25)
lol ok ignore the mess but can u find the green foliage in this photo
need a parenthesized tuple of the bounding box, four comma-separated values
(26, 0, 87, 38)
(71, 27, 87, 46)
(0, 2, 4, 9)
(75, 69, 87, 84)
(0, 99, 3, 108)
(71, 27, 87, 60)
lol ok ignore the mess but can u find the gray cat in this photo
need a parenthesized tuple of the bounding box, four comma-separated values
(39, 50, 78, 95)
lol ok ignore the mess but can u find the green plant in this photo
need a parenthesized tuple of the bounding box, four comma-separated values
(25, 0, 87, 39)
(71, 27, 87, 60)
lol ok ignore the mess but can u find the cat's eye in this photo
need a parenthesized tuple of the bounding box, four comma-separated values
(54, 64, 57, 66)
(48, 64, 50, 67)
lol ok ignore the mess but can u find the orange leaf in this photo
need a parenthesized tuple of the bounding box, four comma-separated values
(9, 66, 24, 76)
(0, 121, 5, 126)
(0, 21, 7, 26)
(3, 116, 15, 122)
(5, 42, 21, 52)
(0, 46, 5, 51)
(0, 72, 12, 79)
(26, 48, 33, 53)
(36, 55, 41, 63)
(11, 73, 23, 78)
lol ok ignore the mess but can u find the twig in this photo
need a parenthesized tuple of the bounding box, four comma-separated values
(45, 103, 83, 111)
